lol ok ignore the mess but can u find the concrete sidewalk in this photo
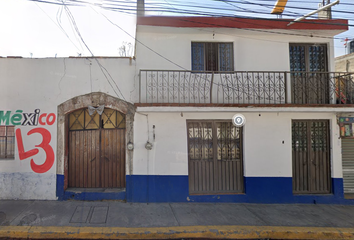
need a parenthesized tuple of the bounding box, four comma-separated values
(1, 201, 354, 239)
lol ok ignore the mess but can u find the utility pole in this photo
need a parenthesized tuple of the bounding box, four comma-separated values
(287, 0, 338, 26)
(318, 0, 332, 19)
(137, 0, 145, 17)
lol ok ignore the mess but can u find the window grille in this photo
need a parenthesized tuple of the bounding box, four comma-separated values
(69, 108, 125, 131)
(0, 126, 15, 159)
(191, 42, 234, 71)
(289, 43, 329, 104)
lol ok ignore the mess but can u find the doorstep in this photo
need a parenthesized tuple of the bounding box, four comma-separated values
(62, 188, 126, 201)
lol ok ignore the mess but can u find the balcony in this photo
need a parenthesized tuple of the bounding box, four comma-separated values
(138, 70, 354, 106)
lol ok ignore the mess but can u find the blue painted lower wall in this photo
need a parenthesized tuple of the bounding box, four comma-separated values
(57, 174, 353, 204)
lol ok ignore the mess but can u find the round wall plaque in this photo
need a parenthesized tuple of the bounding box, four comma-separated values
(232, 114, 246, 127)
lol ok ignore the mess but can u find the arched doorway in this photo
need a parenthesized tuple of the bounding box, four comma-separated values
(57, 92, 135, 199)
(67, 108, 126, 188)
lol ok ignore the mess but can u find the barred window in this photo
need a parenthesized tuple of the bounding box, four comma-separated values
(289, 43, 329, 104)
(289, 43, 328, 72)
(191, 42, 234, 72)
(0, 126, 15, 159)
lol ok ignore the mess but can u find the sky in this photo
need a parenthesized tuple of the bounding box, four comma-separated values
(0, 0, 136, 58)
(0, 0, 353, 58)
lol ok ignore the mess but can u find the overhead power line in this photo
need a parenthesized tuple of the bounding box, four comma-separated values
(61, 2, 127, 101)
(34, 2, 82, 52)
(37, 0, 354, 24)
(27, 0, 353, 43)
(90, 7, 349, 100)
(26, 0, 354, 18)
(19, 0, 352, 95)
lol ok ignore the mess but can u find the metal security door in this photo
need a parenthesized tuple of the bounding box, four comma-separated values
(292, 120, 331, 194)
(68, 108, 126, 188)
(187, 121, 243, 194)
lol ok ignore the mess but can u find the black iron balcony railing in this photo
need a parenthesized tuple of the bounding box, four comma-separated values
(291, 72, 354, 104)
(139, 70, 354, 105)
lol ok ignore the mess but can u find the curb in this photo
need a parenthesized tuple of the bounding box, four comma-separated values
(1, 225, 354, 239)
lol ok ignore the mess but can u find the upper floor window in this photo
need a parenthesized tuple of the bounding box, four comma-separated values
(0, 126, 15, 159)
(191, 42, 234, 72)
(289, 43, 328, 72)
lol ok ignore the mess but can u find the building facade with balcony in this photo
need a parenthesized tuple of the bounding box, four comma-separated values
(131, 16, 354, 203)
(1, 15, 354, 204)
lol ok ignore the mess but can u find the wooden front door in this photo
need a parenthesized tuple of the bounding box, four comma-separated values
(68, 108, 126, 188)
(292, 120, 331, 194)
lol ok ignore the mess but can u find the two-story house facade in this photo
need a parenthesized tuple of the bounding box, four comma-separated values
(130, 15, 354, 203)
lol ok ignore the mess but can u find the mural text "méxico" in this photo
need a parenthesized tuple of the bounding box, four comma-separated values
(0, 109, 56, 126)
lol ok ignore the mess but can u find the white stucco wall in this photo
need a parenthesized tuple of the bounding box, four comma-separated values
(0, 57, 135, 199)
(133, 110, 342, 179)
(135, 25, 336, 72)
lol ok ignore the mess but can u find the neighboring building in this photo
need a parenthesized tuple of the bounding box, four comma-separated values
(336, 52, 354, 72)
(1, 11, 354, 203)
(0, 57, 136, 200)
(350, 40, 354, 54)
(335, 51, 354, 197)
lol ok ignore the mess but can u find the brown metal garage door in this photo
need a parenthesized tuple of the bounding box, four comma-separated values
(68, 108, 126, 188)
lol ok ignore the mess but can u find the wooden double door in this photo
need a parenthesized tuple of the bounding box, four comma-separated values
(68, 108, 126, 188)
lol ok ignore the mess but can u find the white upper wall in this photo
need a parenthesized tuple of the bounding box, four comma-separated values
(0, 57, 136, 107)
(135, 25, 336, 72)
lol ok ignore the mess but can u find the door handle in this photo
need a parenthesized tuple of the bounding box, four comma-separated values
(90, 157, 96, 162)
